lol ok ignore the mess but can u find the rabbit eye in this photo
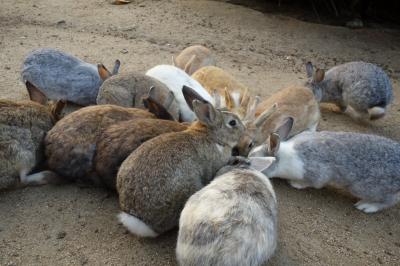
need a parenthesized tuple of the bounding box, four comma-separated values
(229, 120, 237, 127)
(248, 142, 254, 149)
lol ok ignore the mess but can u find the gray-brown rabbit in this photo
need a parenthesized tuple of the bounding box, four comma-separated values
(0, 99, 65, 190)
(117, 85, 246, 237)
(96, 72, 180, 121)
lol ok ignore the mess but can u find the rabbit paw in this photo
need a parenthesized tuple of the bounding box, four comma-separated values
(289, 180, 309, 189)
(355, 201, 384, 213)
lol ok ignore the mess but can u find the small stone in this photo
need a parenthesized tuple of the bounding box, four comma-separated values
(346, 18, 363, 29)
(56, 231, 66, 239)
(4, 66, 10, 70)
(57, 20, 66, 25)
(120, 49, 128, 54)
(377, 257, 383, 264)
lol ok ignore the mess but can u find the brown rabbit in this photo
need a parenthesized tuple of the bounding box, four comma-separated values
(116, 85, 246, 237)
(0, 99, 65, 190)
(96, 72, 180, 121)
(95, 117, 189, 189)
(191, 66, 249, 110)
(45, 104, 156, 185)
(254, 85, 320, 143)
(173, 45, 216, 75)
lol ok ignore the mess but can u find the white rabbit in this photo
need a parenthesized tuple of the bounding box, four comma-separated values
(146, 65, 214, 122)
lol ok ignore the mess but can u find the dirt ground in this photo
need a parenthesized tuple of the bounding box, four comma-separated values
(0, 0, 399, 265)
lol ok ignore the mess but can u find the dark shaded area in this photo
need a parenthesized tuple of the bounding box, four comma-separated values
(225, 0, 400, 27)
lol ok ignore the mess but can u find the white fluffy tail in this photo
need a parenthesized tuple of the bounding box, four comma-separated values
(20, 170, 62, 186)
(118, 212, 158, 238)
(368, 106, 386, 120)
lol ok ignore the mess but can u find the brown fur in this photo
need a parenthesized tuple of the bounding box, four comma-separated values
(45, 105, 154, 182)
(254, 85, 320, 143)
(95, 119, 189, 189)
(173, 45, 215, 75)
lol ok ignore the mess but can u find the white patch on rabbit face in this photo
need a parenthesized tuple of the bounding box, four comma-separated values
(216, 143, 224, 154)
(268, 141, 304, 181)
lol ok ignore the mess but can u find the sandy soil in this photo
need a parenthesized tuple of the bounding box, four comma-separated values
(0, 0, 399, 265)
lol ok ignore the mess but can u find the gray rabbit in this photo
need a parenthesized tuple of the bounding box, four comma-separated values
(0, 99, 65, 190)
(21, 48, 119, 106)
(250, 118, 400, 213)
(96, 72, 180, 121)
(117, 85, 246, 237)
(176, 157, 277, 266)
(306, 61, 393, 120)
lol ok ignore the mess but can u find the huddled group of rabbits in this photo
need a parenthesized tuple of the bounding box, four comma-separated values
(1, 44, 398, 266)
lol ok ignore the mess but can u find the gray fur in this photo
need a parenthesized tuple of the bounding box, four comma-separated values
(177, 166, 277, 266)
(116, 97, 245, 235)
(21, 48, 106, 106)
(0, 100, 56, 190)
(96, 72, 180, 120)
(259, 131, 400, 212)
(306, 61, 393, 119)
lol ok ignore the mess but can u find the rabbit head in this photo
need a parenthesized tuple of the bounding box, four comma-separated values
(183, 85, 245, 149)
(173, 45, 215, 75)
(305, 62, 325, 101)
(142, 86, 180, 121)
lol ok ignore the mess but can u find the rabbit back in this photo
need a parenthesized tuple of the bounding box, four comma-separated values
(95, 119, 188, 189)
(21, 48, 101, 105)
(177, 168, 277, 266)
(289, 131, 400, 202)
(45, 105, 154, 182)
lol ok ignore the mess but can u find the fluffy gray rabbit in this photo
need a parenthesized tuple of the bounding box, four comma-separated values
(96, 72, 180, 121)
(21, 48, 120, 106)
(250, 118, 400, 213)
(306, 61, 393, 120)
(176, 157, 277, 266)
(0, 99, 65, 190)
(117, 86, 246, 237)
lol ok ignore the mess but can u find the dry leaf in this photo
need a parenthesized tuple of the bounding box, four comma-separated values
(112, 0, 131, 5)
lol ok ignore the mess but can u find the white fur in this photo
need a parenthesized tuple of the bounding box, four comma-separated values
(20, 171, 48, 185)
(215, 143, 224, 154)
(146, 65, 214, 122)
(368, 106, 385, 118)
(265, 141, 305, 180)
(354, 201, 385, 213)
(118, 212, 158, 238)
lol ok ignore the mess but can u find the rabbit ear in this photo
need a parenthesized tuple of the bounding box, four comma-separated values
(249, 157, 276, 172)
(224, 88, 235, 110)
(274, 117, 293, 141)
(184, 55, 196, 74)
(212, 89, 221, 109)
(243, 95, 260, 122)
(313, 69, 325, 83)
(254, 103, 277, 128)
(98, 64, 112, 81)
(26, 81, 47, 105)
(143, 95, 175, 121)
(164, 90, 176, 109)
(112, 59, 121, 75)
(268, 133, 280, 156)
(306, 62, 314, 78)
(192, 100, 219, 126)
(50, 100, 67, 121)
(182, 85, 208, 111)
(240, 88, 250, 108)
